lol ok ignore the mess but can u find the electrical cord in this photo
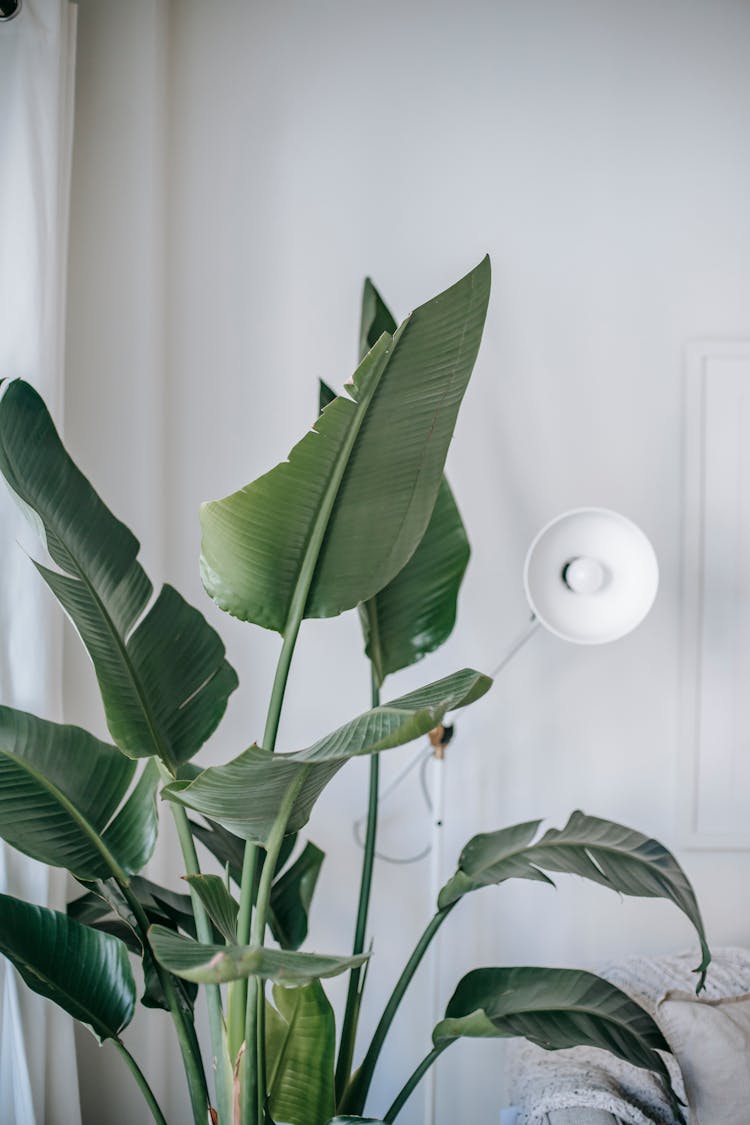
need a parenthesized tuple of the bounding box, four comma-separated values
(353, 743, 434, 864)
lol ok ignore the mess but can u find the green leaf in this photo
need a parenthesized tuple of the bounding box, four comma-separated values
(355, 281, 471, 684)
(0, 379, 238, 769)
(266, 981, 336, 1125)
(101, 760, 160, 876)
(360, 480, 470, 685)
(0, 707, 157, 880)
(149, 925, 367, 985)
(130, 877, 197, 937)
(183, 875, 238, 943)
(434, 966, 683, 1121)
(0, 893, 135, 1041)
(439, 811, 711, 989)
(359, 276, 398, 359)
(318, 379, 337, 413)
(163, 669, 491, 843)
(270, 841, 324, 951)
(189, 818, 248, 885)
(200, 257, 490, 631)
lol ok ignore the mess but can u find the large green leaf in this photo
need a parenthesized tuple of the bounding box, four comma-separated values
(200, 257, 490, 631)
(439, 811, 711, 988)
(434, 967, 683, 1120)
(354, 281, 471, 685)
(163, 669, 491, 843)
(359, 480, 470, 685)
(0, 379, 238, 770)
(0, 893, 135, 1041)
(266, 981, 336, 1125)
(0, 707, 158, 880)
(150, 925, 367, 986)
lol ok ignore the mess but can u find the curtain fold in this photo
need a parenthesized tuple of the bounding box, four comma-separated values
(0, 2, 81, 1123)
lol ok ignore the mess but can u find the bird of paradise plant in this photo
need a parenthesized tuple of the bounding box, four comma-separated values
(0, 257, 707, 1125)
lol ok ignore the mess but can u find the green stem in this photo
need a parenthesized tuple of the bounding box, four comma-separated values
(112, 1039, 170, 1125)
(340, 906, 454, 1114)
(118, 882, 209, 1125)
(236, 620, 303, 1124)
(169, 797, 232, 1123)
(335, 668, 381, 1099)
(240, 770, 309, 1124)
(383, 1044, 450, 1122)
(236, 620, 300, 950)
(229, 846, 258, 1061)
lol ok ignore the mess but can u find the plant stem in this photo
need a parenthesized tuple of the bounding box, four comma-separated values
(340, 906, 455, 1114)
(118, 882, 209, 1125)
(236, 619, 304, 1124)
(335, 667, 381, 1099)
(112, 1039, 170, 1125)
(383, 1044, 450, 1122)
(241, 976, 260, 1125)
(229, 846, 258, 1061)
(169, 796, 233, 1123)
(240, 770, 309, 1124)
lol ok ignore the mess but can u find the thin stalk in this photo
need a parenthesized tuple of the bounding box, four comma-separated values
(241, 975, 260, 1125)
(169, 796, 233, 1123)
(228, 847, 258, 1060)
(236, 615, 300, 948)
(112, 1040, 169, 1125)
(335, 666, 381, 1098)
(235, 619, 303, 1124)
(240, 771, 309, 1125)
(383, 1044, 450, 1123)
(119, 881, 209, 1125)
(340, 906, 455, 1115)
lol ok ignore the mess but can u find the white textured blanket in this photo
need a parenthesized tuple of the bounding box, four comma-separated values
(508, 947, 750, 1125)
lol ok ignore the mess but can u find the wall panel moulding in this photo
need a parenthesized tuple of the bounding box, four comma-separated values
(682, 341, 750, 849)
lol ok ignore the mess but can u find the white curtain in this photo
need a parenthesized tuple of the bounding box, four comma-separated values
(0, 2, 81, 1123)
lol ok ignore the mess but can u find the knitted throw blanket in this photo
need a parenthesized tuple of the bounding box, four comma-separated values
(508, 947, 750, 1125)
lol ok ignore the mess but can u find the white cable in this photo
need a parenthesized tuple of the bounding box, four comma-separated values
(490, 614, 540, 678)
(352, 745, 433, 864)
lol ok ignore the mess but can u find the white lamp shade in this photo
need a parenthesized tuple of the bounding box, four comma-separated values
(523, 508, 659, 644)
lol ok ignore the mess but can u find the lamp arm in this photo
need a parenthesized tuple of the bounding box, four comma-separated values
(490, 614, 540, 678)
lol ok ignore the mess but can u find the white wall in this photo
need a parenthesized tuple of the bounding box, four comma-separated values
(64, 2, 750, 1122)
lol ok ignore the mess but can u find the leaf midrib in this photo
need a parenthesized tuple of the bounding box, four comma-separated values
(280, 333, 398, 642)
(468, 835, 667, 882)
(267, 989, 304, 1101)
(3, 940, 119, 1040)
(377, 276, 478, 584)
(463, 997, 662, 1048)
(63, 558, 177, 771)
(0, 749, 129, 884)
(0, 410, 176, 771)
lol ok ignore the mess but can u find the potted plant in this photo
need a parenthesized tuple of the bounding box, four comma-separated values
(0, 257, 706, 1124)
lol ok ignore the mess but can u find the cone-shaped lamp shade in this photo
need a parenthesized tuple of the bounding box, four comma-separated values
(523, 508, 658, 644)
